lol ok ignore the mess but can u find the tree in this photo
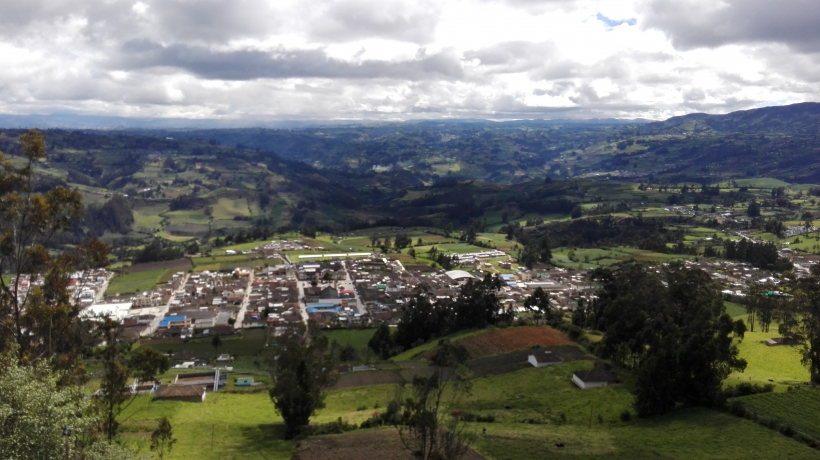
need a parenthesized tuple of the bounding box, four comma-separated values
(97, 318, 169, 442)
(589, 262, 746, 416)
(211, 334, 222, 361)
(570, 205, 583, 219)
(747, 200, 761, 217)
(394, 233, 411, 250)
(150, 417, 177, 460)
(0, 130, 98, 365)
(523, 287, 550, 324)
(368, 322, 396, 359)
(792, 275, 820, 384)
(394, 341, 473, 460)
(268, 327, 338, 438)
(0, 349, 96, 460)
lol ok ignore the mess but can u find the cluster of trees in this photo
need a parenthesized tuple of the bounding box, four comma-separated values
(723, 239, 792, 272)
(393, 275, 510, 351)
(132, 238, 185, 264)
(0, 130, 174, 459)
(85, 194, 134, 235)
(573, 262, 747, 416)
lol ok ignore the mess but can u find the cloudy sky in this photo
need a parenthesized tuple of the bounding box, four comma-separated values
(1, 0, 819, 123)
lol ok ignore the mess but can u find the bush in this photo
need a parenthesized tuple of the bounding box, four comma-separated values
(619, 410, 632, 422)
(723, 382, 775, 398)
(302, 417, 357, 437)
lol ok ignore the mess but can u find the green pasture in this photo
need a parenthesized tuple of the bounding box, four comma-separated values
(106, 269, 167, 295)
(727, 329, 809, 388)
(211, 198, 253, 220)
(221, 241, 265, 252)
(132, 204, 168, 229)
(474, 408, 818, 460)
(323, 329, 378, 349)
(734, 388, 820, 441)
(191, 254, 262, 271)
(140, 329, 268, 359)
(730, 178, 791, 188)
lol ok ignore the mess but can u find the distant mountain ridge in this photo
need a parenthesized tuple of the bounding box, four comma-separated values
(644, 102, 820, 135)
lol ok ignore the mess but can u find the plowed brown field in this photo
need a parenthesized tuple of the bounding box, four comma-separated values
(426, 326, 574, 360)
(294, 429, 485, 460)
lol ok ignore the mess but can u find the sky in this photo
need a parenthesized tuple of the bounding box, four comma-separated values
(1, 0, 819, 123)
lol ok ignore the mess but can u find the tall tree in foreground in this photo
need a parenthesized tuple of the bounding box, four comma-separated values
(0, 129, 106, 367)
(150, 417, 177, 460)
(97, 318, 170, 442)
(268, 326, 338, 438)
(394, 341, 473, 460)
(590, 262, 746, 416)
(792, 270, 820, 384)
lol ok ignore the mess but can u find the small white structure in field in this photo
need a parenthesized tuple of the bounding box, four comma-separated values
(572, 368, 616, 390)
(527, 351, 563, 368)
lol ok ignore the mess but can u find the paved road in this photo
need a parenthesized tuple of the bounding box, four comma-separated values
(146, 272, 189, 336)
(233, 271, 255, 329)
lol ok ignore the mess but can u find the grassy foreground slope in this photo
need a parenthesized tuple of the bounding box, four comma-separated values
(118, 357, 819, 459)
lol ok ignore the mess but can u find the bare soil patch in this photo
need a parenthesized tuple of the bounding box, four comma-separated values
(294, 429, 485, 460)
(421, 326, 574, 361)
(466, 346, 590, 377)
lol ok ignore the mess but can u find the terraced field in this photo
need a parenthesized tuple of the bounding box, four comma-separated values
(734, 388, 820, 441)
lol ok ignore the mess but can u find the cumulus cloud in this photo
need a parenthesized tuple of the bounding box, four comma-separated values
(641, 0, 820, 52)
(309, 0, 440, 43)
(0, 0, 818, 121)
(114, 40, 465, 81)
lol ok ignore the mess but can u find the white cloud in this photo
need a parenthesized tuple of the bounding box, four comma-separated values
(0, 0, 817, 121)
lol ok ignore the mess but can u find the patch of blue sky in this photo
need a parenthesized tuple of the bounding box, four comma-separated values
(596, 13, 637, 28)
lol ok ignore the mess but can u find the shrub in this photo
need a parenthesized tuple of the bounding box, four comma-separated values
(723, 382, 775, 398)
(619, 410, 632, 422)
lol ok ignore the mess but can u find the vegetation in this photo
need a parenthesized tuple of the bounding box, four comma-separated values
(268, 327, 338, 438)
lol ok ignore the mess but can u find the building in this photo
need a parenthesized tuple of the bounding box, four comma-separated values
(527, 351, 563, 368)
(572, 368, 616, 390)
(153, 384, 207, 402)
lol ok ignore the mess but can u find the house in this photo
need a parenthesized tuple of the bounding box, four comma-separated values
(235, 377, 254, 387)
(572, 368, 616, 390)
(153, 384, 207, 402)
(527, 350, 563, 368)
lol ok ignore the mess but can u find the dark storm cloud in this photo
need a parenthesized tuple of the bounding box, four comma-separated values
(641, 0, 820, 52)
(309, 0, 439, 44)
(115, 40, 464, 81)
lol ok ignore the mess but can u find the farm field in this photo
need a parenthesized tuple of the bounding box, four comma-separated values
(474, 408, 819, 460)
(323, 328, 378, 349)
(106, 269, 166, 295)
(191, 253, 263, 271)
(446, 325, 574, 360)
(139, 328, 269, 359)
(726, 329, 809, 388)
(733, 388, 820, 441)
(390, 329, 486, 362)
(120, 360, 818, 460)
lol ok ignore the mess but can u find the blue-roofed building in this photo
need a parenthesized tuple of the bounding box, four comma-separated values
(501, 274, 516, 281)
(307, 303, 341, 314)
(159, 315, 188, 328)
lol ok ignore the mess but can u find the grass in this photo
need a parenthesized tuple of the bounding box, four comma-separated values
(140, 329, 268, 358)
(108, 354, 820, 460)
(726, 329, 809, 388)
(191, 254, 263, 271)
(390, 329, 487, 362)
(734, 388, 820, 440)
(106, 269, 166, 295)
(474, 408, 819, 459)
(118, 393, 294, 460)
(323, 329, 378, 349)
